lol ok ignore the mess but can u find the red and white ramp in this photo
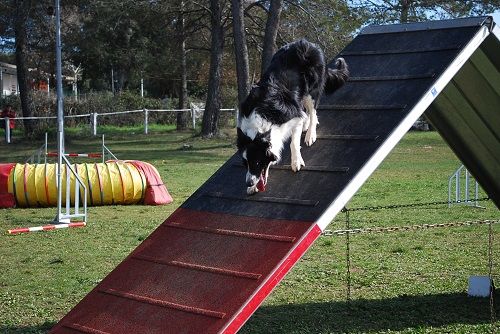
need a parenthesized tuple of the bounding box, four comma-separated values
(50, 17, 499, 333)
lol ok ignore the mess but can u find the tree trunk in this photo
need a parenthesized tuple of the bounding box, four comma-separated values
(201, 0, 224, 138)
(177, 0, 189, 130)
(400, 0, 411, 23)
(116, 68, 128, 92)
(231, 0, 250, 106)
(261, 0, 282, 74)
(14, 0, 35, 136)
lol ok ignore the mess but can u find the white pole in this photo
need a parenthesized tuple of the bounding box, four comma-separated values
(191, 105, 196, 129)
(75, 167, 80, 215)
(47, 77, 50, 98)
(111, 68, 115, 94)
(144, 108, 148, 134)
(141, 78, 144, 97)
(465, 169, 470, 204)
(448, 174, 452, 207)
(475, 180, 479, 207)
(92, 112, 98, 136)
(73, 75, 78, 101)
(5, 117, 10, 144)
(55, 0, 64, 223)
(65, 163, 70, 215)
(44, 132, 48, 164)
(102, 134, 105, 163)
(235, 107, 239, 127)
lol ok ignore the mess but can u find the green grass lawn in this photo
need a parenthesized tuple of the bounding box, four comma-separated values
(0, 126, 498, 334)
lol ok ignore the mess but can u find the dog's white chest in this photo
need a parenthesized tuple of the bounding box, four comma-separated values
(240, 111, 272, 140)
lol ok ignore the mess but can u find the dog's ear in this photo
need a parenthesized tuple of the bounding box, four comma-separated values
(237, 127, 251, 151)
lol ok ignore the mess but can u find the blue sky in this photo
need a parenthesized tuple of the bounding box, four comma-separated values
(490, 10, 500, 24)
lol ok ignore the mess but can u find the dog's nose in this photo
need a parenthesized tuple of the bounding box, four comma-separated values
(246, 172, 258, 187)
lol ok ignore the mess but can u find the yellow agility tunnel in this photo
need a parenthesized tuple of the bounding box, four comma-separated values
(0, 161, 172, 208)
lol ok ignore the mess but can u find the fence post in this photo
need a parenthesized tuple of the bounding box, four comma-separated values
(102, 134, 105, 164)
(44, 132, 48, 164)
(91, 112, 98, 136)
(5, 117, 10, 144)
(234, 107, 239, 127)
(191, 105, 196, 130)
(144, 108, 148, 134)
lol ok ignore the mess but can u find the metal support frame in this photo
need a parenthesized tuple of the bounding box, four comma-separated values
(22, 134, 122, 227)
(53, 0, 87, 225)
(56, 154, 88, 224)
(25, 133, 47, 164)
(448, 165, 482, 208)
(26, 133, 116, 164)
(102, 134, 118, 162)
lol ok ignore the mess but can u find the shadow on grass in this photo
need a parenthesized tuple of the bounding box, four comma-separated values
(1, 293, 496, 333)
(0, 321, 55, 334)
(242, 292, 499, 333)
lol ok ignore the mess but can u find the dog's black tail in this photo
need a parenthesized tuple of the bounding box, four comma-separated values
(324, 58, 349, 94)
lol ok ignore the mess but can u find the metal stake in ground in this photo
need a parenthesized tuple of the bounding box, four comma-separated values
(345, 207, 351, 302)
(488, 220, 496, 326)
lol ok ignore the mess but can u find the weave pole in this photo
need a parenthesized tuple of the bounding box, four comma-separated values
(7, 222, 86, 235)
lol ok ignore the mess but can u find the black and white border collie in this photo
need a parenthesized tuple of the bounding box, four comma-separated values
(237, 39, 349, 195)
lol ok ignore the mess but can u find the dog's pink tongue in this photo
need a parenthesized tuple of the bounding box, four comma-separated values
(256, 175, 266, 192)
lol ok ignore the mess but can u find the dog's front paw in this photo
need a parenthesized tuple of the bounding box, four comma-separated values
(305, 128, 317, 146)
(291, 155, 305, 172)
(247, 185, 259, 195)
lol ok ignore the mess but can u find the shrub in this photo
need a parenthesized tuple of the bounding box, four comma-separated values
(2, 91, 168, 135)
(2, 90, 236, 136)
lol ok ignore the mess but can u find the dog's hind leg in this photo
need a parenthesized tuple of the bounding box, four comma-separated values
(303, 95, 318, 146)
(290, 120, 305, 172)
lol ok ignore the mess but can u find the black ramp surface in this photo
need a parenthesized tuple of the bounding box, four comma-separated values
(184, 16, 498, 221)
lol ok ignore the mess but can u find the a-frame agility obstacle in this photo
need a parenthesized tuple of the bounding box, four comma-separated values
(51, 17, 499, 334)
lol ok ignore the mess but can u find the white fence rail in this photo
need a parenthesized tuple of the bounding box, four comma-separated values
(2, 107, 238, 141)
